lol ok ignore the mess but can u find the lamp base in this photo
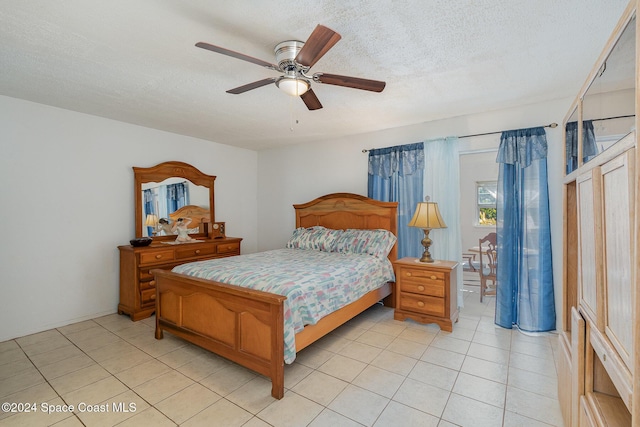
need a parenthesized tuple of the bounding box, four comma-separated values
(418, 228, 435, 263)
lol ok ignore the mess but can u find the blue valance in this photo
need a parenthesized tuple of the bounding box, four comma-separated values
(496, 127, 547, 167)
(368, 142, 424, 178)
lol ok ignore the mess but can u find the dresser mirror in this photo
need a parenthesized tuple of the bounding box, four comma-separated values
(581, 14, 636, 167)
(134, 161, 215, 240)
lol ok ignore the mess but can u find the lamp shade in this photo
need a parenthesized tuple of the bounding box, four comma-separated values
(408, 200, 447, 230)
(144, 214, 159, 227)
(276, 77, 309, 96)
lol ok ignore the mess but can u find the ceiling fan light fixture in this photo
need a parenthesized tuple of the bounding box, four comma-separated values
(276, 76, 309, 96)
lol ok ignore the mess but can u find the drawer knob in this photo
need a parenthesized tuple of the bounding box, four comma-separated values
(417, 301, 425, 307)
(406, 272, 412, 277)
(155, 254, 162, 259)
(430, 275, 436, 280)
(418, 285, 425, 291)
(195, 249, 201, 254)
(150, 294, 156, 300)
(149, 280, 156, 286)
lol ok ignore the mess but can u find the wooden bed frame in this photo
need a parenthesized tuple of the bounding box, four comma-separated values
(153, 193, 398, 399)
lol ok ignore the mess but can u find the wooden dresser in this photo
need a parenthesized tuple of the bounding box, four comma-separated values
(118, 237, 241, 321)
(393, 258, 459, 332)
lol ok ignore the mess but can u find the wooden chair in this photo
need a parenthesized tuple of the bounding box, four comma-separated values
(478, 232, 497, 302)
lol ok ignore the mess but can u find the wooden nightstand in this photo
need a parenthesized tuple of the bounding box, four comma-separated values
(393, 257, 459, 332)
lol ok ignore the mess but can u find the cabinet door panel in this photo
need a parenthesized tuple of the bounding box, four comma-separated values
(576, 169, 603, 328)
(601, 148, 635, 373)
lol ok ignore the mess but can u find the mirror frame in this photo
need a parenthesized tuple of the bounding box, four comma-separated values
(134, 161, 216, 239)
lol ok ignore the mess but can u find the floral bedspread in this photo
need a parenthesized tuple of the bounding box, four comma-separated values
(172, 249, 395, 363)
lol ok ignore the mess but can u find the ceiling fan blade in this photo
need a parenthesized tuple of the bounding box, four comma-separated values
(196, 42, 280, 71)
(295, 25, 342, 68)
(226, 78, 277, 94)
(300, 89, 323, 110)
(315, 73, 386, 92)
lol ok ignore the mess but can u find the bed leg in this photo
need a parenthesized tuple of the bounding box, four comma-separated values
(271, 378, 284, 399)
(155, 326, 163, 340)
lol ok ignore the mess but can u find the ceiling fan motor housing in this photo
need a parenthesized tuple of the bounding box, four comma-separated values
(275, 40, 305, 72)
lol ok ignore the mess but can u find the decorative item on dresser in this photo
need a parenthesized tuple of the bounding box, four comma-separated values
(118, 161, 242, 321)
(407, 196, 447, 263)
(393, 258, 459, 332)
(556, 1, 638, 426)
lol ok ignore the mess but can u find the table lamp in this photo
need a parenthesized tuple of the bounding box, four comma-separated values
(408, 197, 447, 262)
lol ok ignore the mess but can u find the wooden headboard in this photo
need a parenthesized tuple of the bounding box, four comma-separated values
(293, 193, 398, 261)
(168, 205, 211, 231)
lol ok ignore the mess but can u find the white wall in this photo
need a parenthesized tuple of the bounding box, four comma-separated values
(0, 95, 258, 341)
(258, 97, 571, 329)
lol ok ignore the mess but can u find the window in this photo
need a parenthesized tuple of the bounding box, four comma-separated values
(476, 181, 497, 226)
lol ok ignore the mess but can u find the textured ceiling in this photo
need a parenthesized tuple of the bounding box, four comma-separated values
(0, 0, 631, 150)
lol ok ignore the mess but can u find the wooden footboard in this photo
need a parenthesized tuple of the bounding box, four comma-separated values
(152, 268, 287, 399)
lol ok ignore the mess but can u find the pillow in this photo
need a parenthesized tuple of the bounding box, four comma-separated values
(333, 229, 397, 259)
(286, 226, 343, 251)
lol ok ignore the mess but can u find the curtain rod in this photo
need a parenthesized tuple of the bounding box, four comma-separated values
(362, 122, 558, 152)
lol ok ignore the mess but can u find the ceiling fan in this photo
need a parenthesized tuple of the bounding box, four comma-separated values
(195, 24, 386, 110)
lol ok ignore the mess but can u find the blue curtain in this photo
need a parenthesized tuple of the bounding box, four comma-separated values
(495, 127, 555, 331)
(565, 120, 598, 174)
(143, 189, 155, 237)
(368, 143, 424, 259)
(423, 137, 464, 307)
(166, 182, 189, 213)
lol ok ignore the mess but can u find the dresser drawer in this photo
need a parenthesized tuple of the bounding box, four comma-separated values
(176, 245, 217, 259)
(140, 288, 156, 306)
(139, 249, 175, 265)
(399, 294, 445, 317)
(217, 242, 240, 254)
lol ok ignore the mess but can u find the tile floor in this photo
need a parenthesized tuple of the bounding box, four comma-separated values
(0, 283, 564, 426)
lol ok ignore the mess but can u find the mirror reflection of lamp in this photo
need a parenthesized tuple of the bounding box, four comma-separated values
(408, 196, 447, 263)
(145, 214, 159, 236)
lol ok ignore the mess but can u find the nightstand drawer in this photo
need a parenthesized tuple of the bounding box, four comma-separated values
(399, 294, 445, 317)
(176, 245, 217, 259)
(399, 281, 445, 297)
(140, 288, 156, 306)
(140, 249, 175, 265)
(399, 268, 445, 283)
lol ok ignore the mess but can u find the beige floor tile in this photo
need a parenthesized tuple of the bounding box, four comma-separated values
(15, 329, 64, 348)
(199, 363, 257, 396)
(393, 378, 450, 418)
(328, 384, 389, 426)
(155, 382, 221, 424)
(472, 330, 512, 350)
(312, 334, 351, 353)
(0, 382, 57, 421)
(420, 346, 465, 370)
(292, 370, 348, 406)
(503, 410, 556, 426)
(182, 398, 252, 427)
(83, 339, 137, 363)
(352, 365, 404, 398)
(374, 400, 440, 427)
(50, 415, 85, 426)
(57, 320, 98, 335)
(509, 352, 557, 378)
(115, 407, 177, 426)
(356, 330, 396, 348)
(430, 336, 471, 355)
(467, 342, 510, 365)
(226, 377, 277, 414)
(243, 416, 273, 427)
(385, 337, 427, 359)
(397, 327, 438, 345)
(75, 389, 149, 427)
(0, 367, 45, 398)
(70, 332, 123, 354)
(505, 385, 564, 426)
(0, 347, 29, 366)
(0, 357, 33, 381)
(330, 324, 366, 341)
(317, 354, 366, 383)
(442, 393, 504, 426)
(256, 392, 323, 427)
(157, 344, 210, 369)
(29, 344, 84, 369)
(460, 355, 508, 384)
(99, 347, 154, 374)
(308, 408, 363, 427)
(369, 320, 407, 337)
(452, 372, 506, 408)
(20, 335, 71, 357)
(510, 339, 555, 360)
(370, 349, 418, 376)
(294, 345, 334, 369)
(133, 370, 194, 405)
(61, 376, 128, 408)
(48, 364, 111, 395)
(409, 361, 458, 391)
(283, 362, 313, 389)
(128, 331, 185, 358)
(37, 353, 96, 381)
(0, 397, 75, 427)
(508, 365, 558, 399)
(0, 340, 19, 354)
(175, 353, 231, 381)
(115, 359, 172, 388)
(337, 341, 382, 364)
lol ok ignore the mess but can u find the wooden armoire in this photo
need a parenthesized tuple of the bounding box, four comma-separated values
(556, 1, 639, 425)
